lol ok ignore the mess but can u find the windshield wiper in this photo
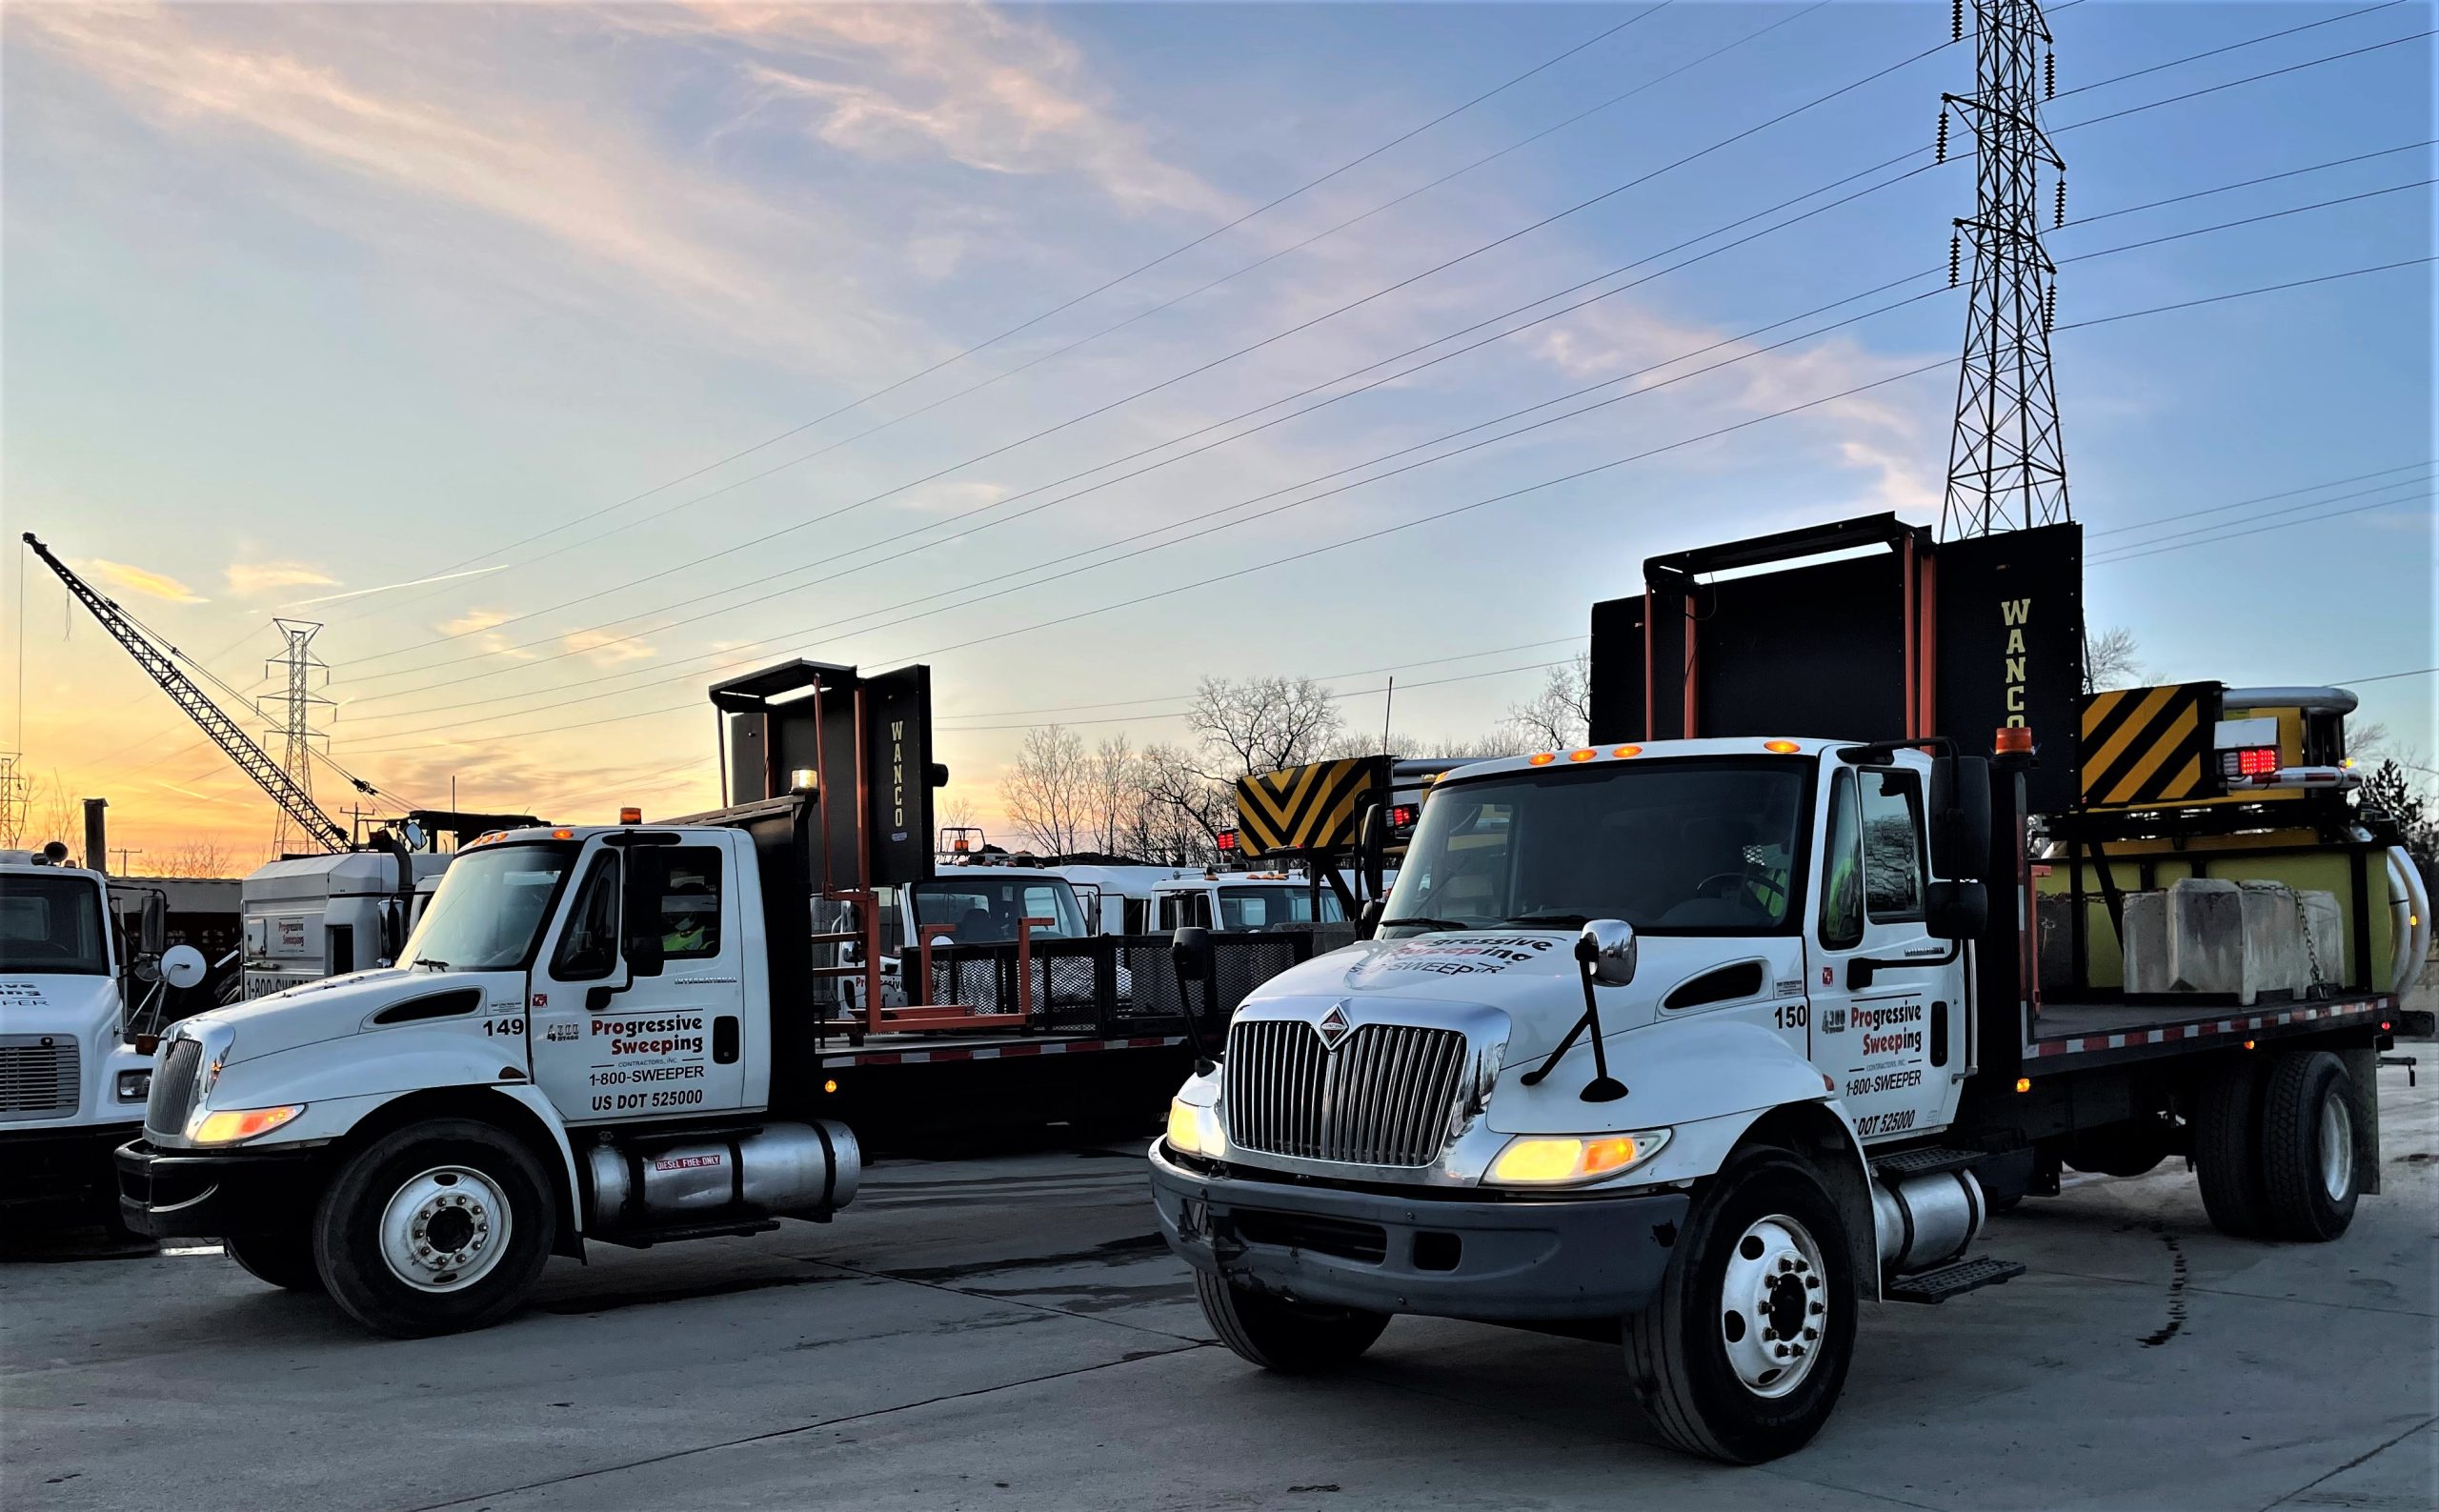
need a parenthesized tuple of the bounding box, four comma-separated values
(1379, 917, 1474, 934)
(410, 957, 452, 972)
(1503, 912, 1591, 929)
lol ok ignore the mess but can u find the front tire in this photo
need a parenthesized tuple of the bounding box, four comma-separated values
(2258, 1052, 2360, 1242)
(1622, 1152, 1858, 1463)
(312, 1119, 555, 1338)
(226, 1229, 323, 1292)
(1195, 1270, 1389, 1374)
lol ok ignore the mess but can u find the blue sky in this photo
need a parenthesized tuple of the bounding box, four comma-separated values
(3, 1, 2429, 861)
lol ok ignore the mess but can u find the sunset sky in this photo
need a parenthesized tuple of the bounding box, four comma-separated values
(3, 1, 2429, 871)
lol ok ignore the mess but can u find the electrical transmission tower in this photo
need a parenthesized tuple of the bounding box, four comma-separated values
(1938, 0, 2071, 539)
(0, 755, 28, 850)
(259, 618, 333, 857)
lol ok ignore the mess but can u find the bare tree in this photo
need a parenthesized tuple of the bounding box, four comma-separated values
(1186, 675, 1344, 776)
(30, 771, 81, 857)
(2085, 627, 2143, 692)
(1137, 741, 1229, 865)
(1504, 651, 1591, 750)
(936, 793, 981, 851)
(155, 836, 236, 877)
(1000, 725, 1089, 856)
(1083, 734, 1142, 855)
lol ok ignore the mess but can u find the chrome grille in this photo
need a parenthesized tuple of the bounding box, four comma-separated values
(0, 1036, 80, 1119)
(1225, 1018, 1470, 1167)
(147, 1037, 203, 1139)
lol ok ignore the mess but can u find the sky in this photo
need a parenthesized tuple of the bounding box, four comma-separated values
(2, 0, 2430, 869)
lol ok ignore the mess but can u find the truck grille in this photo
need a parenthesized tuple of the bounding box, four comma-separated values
(1225, 1018, 1470, 1167)
(0, 1036, 81, 1120)
(147, 1037, 204, 1139)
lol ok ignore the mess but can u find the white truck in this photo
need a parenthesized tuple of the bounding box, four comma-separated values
(114, 799, 1212, 1334)
(1153, 870, 1354, 934)
(241, 848, 454, 999)
(2, 846, 204, 1229)
(1151, 730, 2427, 1462)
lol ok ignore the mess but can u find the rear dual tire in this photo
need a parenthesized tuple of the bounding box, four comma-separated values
(2195, 1051, 2359, 1243)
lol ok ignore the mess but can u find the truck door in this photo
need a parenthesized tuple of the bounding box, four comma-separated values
(531, 842, 750, 1126)
(1807, 764, 1958, 1143)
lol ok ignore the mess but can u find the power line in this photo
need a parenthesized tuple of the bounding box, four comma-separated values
(2335, 668, 2437, 686)
(2085, 474, 2435, 551)
(2086, 459, 2435, 536)
(2057, 24, 2435, 135)
(344, 26, 1971, 673)
(345, 147, 2429, 725)
(343, 21, 2428, 696)
(2053, 0, 2409, 99)
(2086, 486, 2434, 566)
(336, 251, 2435, 760)
(333, 3, 1688, 618)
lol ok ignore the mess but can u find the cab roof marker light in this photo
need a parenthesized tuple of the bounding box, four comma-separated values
(1527, 753, 1557, 766)
(551, 828, 574, 840)
(1611, 745, 1642, 758)
(1568, 748, 1598, 762)
(1763, 739, 1802, 755)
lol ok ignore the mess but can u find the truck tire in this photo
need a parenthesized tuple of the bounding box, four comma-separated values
(1194, 1270, 1389, 1374)
(226, 1230, 324, 1292)
(312, 1119, 556, 1338)
(2258, 1052, 2360, 1242)
(1621, 1152, 1857, 1464)
(2194, 1059, 2272, 1240)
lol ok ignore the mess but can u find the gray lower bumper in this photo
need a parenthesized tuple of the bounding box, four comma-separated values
(1148, 1146, 1688, 1320)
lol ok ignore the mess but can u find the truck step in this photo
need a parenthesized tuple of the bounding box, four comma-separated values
(1885, 1256, 2026, 1304)
(1871, 1146, 1991, 1181)
(591, 1219, 781, 1250)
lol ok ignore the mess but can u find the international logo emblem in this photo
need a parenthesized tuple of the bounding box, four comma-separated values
(1316, 1003, 1351, 1051)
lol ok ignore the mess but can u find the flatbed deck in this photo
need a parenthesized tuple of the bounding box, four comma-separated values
(2025, 992, 2394, 1071)
(820, 1028, 1186, 1068)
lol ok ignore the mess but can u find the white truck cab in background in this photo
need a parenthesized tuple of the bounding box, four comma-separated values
(1154, 871, 1353, 934)
(242, 849, 454, 999)
(2, 846, 203, 1228)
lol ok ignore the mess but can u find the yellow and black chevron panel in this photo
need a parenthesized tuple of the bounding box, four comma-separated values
(2079, 681, 2222, 808)
(1234, 756, 1388, 857)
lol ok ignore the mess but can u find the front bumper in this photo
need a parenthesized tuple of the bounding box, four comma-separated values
(113, 1138, 321, 1240)
(0, 1122, 142, 1212)
(1148, 1143, 1689, 1320)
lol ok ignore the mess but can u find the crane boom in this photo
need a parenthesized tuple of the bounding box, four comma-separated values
(22, 533, 354, 854)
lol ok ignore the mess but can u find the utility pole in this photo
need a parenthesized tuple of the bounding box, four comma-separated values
(259, 618, 333, 857)
(112, 846, 144, 874)
(1938, 0, 2070, 539)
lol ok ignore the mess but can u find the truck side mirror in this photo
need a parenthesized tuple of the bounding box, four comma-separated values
(159, 944, 207, 991)
(1577, 919, 1638, 986)
(1925, 880, 1988, 941)
(1171, 926, 1214, 983)
(139, 894, 168, 958)
(1928, 755, 1991, 881)
(1356, 897, 1385, 940)
(1354, 802, 1388, 898)
(622, 850, 668, 978)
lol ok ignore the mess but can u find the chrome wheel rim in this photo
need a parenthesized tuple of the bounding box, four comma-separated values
(1720, 1213, 1827, 1399)
(379, 1165, 511, 1293)
(2319, 1093, 2353, 1202)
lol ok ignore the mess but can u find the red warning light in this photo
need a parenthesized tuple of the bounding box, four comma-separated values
(2235, 746, 2278, 776)
(1215, 829, 1238, 852)
(1390, 805, 1416, 829)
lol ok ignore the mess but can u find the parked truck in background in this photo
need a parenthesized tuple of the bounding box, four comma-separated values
(3, 845, 206, 1230)
(1149, 515, 2431, 1463)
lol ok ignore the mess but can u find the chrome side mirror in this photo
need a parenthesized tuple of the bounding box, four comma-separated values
(160, 944, 207, 991)
(1577, 919, 1638, 987)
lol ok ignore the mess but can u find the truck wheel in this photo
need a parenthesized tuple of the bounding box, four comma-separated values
(2194, 1059, 2272, 1239)
(312, 1119, 556, 1338)
(1194, 1270, 1389, 1374)
(2258, 1052, 2360, 1242)
(226, 1230, 324, 1292)
(1622, 1152, 1857, 1464)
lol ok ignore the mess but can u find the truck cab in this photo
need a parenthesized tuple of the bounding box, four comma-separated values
(1, 849, 179, 1225)
(241, 849, 454, 999)
(116, 817, 861, 1336)
(1154, 872, 1352, 934)
(851, 866, 1100, 1013)
(1151, 732, 2409, 1463)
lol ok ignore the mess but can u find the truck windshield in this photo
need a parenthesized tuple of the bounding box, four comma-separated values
(399, 842, 577, 972)
(0, 873, 111, 975)
(1381, 759, 1807, 937)
(1216, 886, 1344, 930)
(908, 877, 1087, 942)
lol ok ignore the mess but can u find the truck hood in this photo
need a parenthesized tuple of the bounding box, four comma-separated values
(176, 967, 524, 1066)
(1247, 930, 1801, 1066)
(0, 973, 123, 1038)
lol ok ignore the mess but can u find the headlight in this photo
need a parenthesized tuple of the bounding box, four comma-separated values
(115, 1069, 152, 1102)
(1487, 1128, 1670, 1186)
(1165, 1097, 1225, 1158)
(191, 1104, 306, 1145)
